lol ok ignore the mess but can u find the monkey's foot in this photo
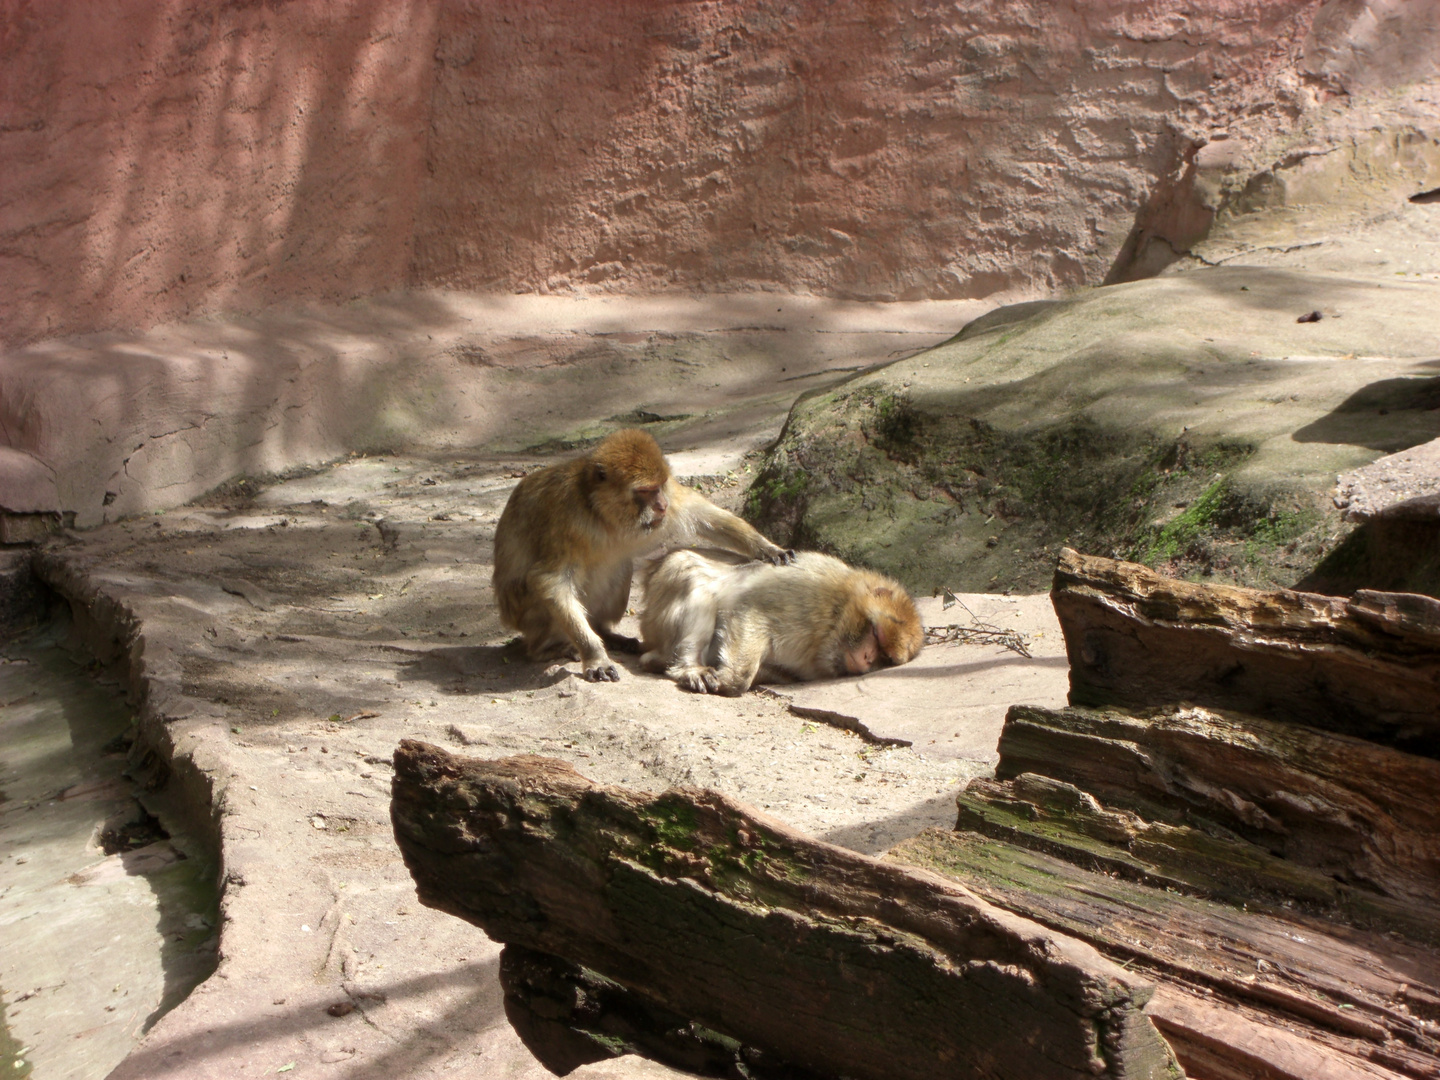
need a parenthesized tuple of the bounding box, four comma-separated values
(582, 660, 622, 682)
(671, 665, 720, 694)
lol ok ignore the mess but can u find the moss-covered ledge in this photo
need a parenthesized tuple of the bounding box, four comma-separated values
(745, 266, 1440, 594)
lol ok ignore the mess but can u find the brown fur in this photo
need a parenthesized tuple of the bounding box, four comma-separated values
(640, 550, 923, 695)
(492, 429, 793, 682)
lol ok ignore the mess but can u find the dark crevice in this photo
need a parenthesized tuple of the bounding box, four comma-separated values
(99, 804, 173, 855)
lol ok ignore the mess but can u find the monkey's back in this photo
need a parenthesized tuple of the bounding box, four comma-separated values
(640, 549, 755, 655)
(717, 552, 921, 679)
(492, 460, 603, 627)
(713, 553, 848, 678)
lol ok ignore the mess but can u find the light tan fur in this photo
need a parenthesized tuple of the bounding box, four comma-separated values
(492, 429, 793, 682)
(640, 550, 924, 695)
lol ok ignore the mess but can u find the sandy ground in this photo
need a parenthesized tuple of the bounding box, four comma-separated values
(8, 300, 1070, 1080)
(0, 635, 219, 1080)
(14, 188, 1440, 1075)
(5, 158, 1439, 1080)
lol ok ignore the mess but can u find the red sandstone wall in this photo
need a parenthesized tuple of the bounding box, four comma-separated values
(412, 0, 1318, 302)
(3, 1, 1437, 348)
(0, 1, 436, 346)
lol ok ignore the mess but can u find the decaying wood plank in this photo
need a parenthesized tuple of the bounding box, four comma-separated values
(955, 773, 1435, 943)
(1051, 549, 1440, 756)
(496, 944, 814, 1079)
(390, 740, 1182, 1080)
(1348, 590, 1440, 647)
(1145, 988, 1412, 1080)
(992, 704, 1440, 913)
(887, 828, 1440, 1080)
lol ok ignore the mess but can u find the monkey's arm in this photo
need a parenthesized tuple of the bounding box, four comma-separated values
(532, 571, 622, 682)
(673, 487, 794, 565)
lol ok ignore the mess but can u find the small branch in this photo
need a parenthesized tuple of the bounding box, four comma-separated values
(925, 591, 1032, 657)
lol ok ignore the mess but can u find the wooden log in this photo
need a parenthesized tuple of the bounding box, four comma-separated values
(888, 828, 1440, 1080)
(389, 740, 1182, 1080)
(993, 704, 1440, 915)
(954, 773, 1436, 944)
(496, 944, 807, 1078)
(1051, 549, 1440, 757)
(1144, 987, 1412, 1080)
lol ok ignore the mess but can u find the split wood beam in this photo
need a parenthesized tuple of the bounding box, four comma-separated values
(1051, 550, 1440, 757)
(389, 740, 1182, 1080)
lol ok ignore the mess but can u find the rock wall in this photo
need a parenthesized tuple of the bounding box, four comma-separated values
(413, 0, 1317, 302)
(3, 0, 1438, 348)
(0, 1, 438, 347)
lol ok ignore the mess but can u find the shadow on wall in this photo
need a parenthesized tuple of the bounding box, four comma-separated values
(3, 288, 975, 526)
(0, 1, 438, 348)
(0, 291, 467, 526)
(1299, 516, 1440, 599)
(6, 0, 1403, 347)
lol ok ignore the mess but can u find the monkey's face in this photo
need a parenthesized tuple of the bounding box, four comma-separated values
(585, 429, 674, 534)
(586, 463, 670, 533)
(842, 628, 882, 675)
(842, 591, 924, 676)
(633, 483, 669, 531)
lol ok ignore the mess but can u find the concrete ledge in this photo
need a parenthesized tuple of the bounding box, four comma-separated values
(0, 445, 59, 513)
(0, 291, 988, 528)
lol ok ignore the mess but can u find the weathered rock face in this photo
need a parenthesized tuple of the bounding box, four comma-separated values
(743, 260, 1440, 595)
(414, 0, 1320, 304)
(1118, 69, 1440, 281)
(0, 2, 438, 348)
(0, 294, 978, 527)
(5, 0, 1439, 347)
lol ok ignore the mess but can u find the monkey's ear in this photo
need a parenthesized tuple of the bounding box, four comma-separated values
(592, 463, 608, 483)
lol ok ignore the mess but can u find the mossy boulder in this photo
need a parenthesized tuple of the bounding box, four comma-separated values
(745, 266, 1440, 594)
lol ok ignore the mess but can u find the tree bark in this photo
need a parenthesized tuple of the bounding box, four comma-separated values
(1051, 549, 1440, 757)
(889, 826, 1440, 1080)
(992, 703, 1440, 914)
(389, 740, 1182, 1080)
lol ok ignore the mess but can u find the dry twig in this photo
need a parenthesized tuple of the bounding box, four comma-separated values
(925, 590, 1033, 658)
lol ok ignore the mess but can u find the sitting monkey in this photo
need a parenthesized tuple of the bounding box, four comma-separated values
(639, 549, 924, 695)
(492, 429, 793, 682)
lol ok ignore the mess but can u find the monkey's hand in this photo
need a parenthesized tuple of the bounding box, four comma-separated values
(582, 658, 622, 682)
(762, 545, 796, 566)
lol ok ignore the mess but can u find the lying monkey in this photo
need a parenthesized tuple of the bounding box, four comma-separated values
(492, 429, 793, 682)
(639, 549, 923, 695)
